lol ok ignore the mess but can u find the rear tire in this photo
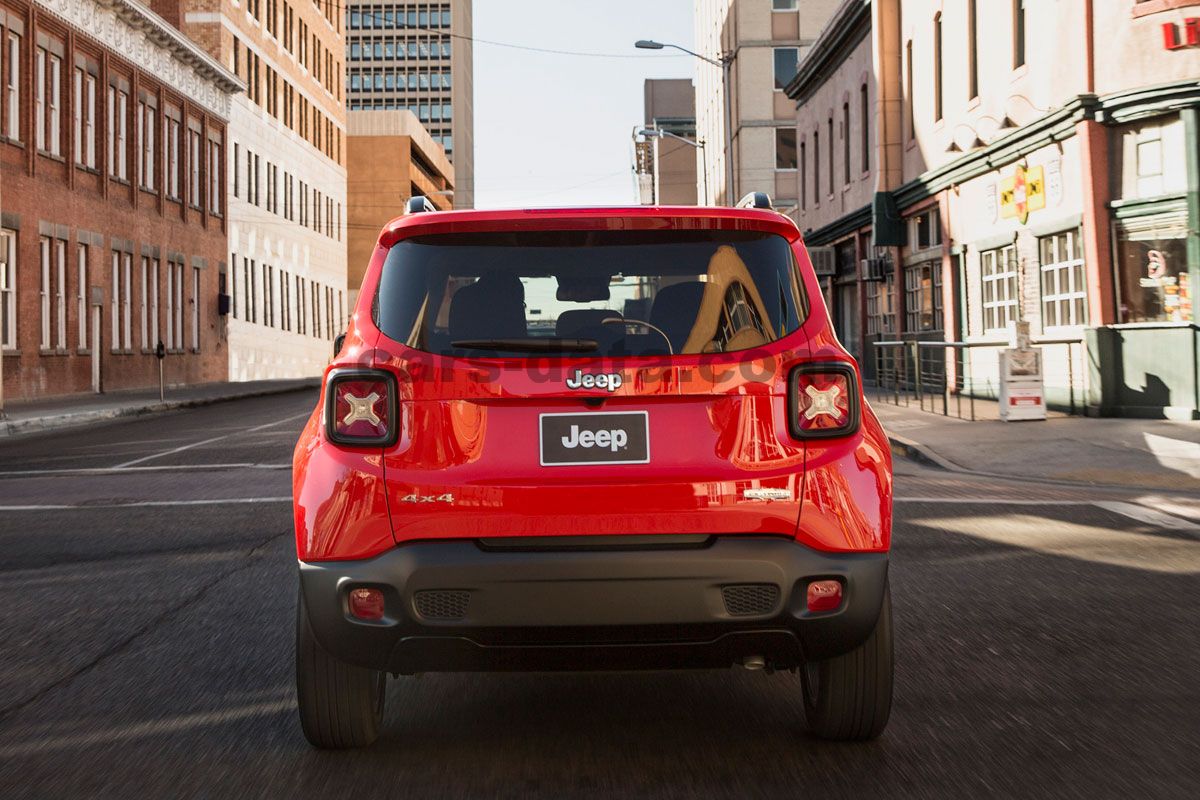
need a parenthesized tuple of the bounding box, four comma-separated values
(801, 582, 893, 741)
(296, 591, 386, 749)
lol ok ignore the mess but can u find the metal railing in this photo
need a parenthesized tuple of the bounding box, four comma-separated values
(871, 338, 1087, 420)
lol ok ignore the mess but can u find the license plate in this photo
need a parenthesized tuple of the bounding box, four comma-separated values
(539, 411, 650, 467)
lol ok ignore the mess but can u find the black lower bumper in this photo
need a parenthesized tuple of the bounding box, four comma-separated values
(298, 536, 888, 673)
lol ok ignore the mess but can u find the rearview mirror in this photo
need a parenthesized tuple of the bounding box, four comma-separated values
(334, 333, 346, 357)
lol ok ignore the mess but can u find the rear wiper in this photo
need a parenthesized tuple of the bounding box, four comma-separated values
(451, 337, 599, 353)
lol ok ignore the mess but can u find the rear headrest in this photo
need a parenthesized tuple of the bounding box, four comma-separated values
(649, 282, 706, 353)
(449, 273, 527, 341)
(555, 309, 620, 338)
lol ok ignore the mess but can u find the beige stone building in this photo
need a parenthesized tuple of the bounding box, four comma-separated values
(346, 110, 453, 307)
(786, 0, 1200, 419)
(693, 0, 840, 208)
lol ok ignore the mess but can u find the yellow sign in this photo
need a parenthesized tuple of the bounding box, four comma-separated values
(999, 164, 1046, 224)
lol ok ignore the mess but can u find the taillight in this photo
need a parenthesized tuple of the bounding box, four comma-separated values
(324, 369, 399, 446)
(788, 362, 860, 439)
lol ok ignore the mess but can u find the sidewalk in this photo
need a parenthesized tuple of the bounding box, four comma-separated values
(872, 399, 1200, 492)
(0, 378, 319, 438)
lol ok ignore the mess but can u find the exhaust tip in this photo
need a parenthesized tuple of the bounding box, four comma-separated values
(741, 655, 766, 671)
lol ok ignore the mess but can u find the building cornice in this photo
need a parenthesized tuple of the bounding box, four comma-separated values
(36, 0, 243, 119)
(893, 80, 1200, 210)
(783, 0, 871, 105)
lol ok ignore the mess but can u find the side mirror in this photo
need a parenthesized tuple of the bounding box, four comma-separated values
(334, 333, 346, 357)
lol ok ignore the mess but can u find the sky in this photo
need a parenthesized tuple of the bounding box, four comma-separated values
(472, 0, 695, 209)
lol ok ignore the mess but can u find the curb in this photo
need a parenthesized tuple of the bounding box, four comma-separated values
(886, 433, 962, 471)
(0, 379, 320, 439)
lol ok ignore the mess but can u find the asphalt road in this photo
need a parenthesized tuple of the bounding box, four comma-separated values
(0, 391, 1198, 799)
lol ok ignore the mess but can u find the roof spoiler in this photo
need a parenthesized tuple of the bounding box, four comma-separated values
(736, 192, 774, 210)
(406, 195, 437, 214)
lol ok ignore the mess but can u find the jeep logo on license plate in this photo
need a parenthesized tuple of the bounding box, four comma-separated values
(539, 411, 650, 467)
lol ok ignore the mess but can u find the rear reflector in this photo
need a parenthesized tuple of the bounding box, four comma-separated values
(788, 363, 861, 439)
(806, 580, 843, 613)
(348, 587, 385, 621)
(324, 369, 399, 446)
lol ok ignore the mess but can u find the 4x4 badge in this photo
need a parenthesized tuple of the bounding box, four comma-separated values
(400, 493, 454, 504)
(565, 369, 623, 392)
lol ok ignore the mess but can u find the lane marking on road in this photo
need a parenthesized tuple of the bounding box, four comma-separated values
(0, 699, 294, 758)
(896, 497, 1200, 531)
(0, 497, 291, 511)
(110, 412, 311, 469)
(0, 463, 291, 478)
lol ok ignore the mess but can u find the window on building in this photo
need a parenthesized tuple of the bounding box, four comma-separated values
(245, 257, 257, 324)
(3, 31, 20, 141)
(860, 84, 870, 173)
(1014, 0, 1027, 69)
(73, 64, 97, 168)
(774, 128, 797, 171)
(1114, 214, 1190, 323)
(166, 108, 181, 200)
(54, 239, 65, 349)
(110, 251, 120, 350)
(111, 250, 132, 351)
(773, 0, 799, 8)
(188, 125, 202, 207)
(209, 136, 222, 215)
(149, 258, 159, 348)
(813, 129, 820, 206)
(165, 260, 175, 349)
(968, 0, 979, 100)
(167, 260, 184, 350)
(38, 237, 66, 350)
(1039, 230, 1087, 328)
(933, 14, 944, 122)
(140, 256, 150, 349)
(980, 245, 1019, 332)
(799, 141, 807, 209)
(296, 276, 305, 335)
(827, 118, 834, 195)
(34, 45, 61, 155)
(191, 266, 201, 351)
(39, 237, 51, 349)
(912, 208, 942, 250)
(108, 81, 129, 180)
(905, 262, 942, 333)
(773, 48, 798, 91)
(0, 229, 14, 350)
(264, 263, 274, 328)
(866, 272, 896, 337)
(138, 96, 156, 190)
(76, 244, 88, 349)
(842, 103, 851, 185)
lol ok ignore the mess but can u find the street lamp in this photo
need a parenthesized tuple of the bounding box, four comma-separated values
(635, 39, 735, 205)
(637, 128, 709, 206)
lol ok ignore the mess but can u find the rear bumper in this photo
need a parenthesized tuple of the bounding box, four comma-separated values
(298, 536, 888, 673)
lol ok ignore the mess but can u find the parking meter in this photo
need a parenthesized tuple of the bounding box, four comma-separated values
(156, 340, 165, 402)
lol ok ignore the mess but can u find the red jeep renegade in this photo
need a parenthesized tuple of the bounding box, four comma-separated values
(292, 194, 894, 748)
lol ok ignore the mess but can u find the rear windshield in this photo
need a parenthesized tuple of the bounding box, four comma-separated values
(374, 229, 807, 358)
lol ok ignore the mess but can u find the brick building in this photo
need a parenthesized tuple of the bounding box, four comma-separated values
(0, 0, 240, 402)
